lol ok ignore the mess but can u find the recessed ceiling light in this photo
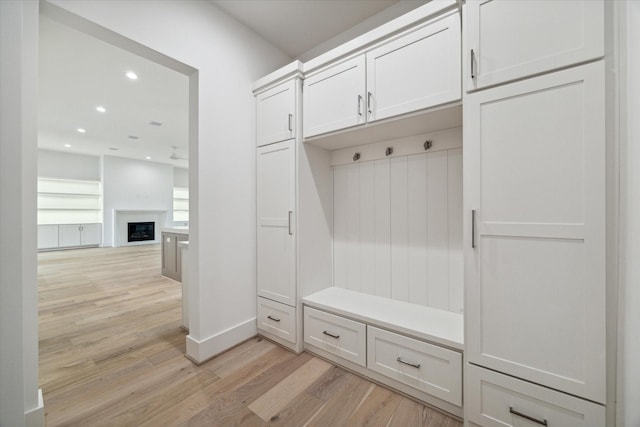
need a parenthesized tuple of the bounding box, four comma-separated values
(128, 135, 139, 140)
(96, 106, 106, 113)
(64, 144, 71, 148)
(149, 121, 163, 126)
(125, 71, 138, 80)
(77, 128, 86, 133)
(145, 156, 151, 160)
(108, 147, 119, 151)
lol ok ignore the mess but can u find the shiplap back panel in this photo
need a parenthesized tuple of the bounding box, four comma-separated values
(333, 148, 463, 313)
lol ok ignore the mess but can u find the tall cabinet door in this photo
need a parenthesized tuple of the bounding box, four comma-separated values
(257, 139, 296, 306)
(465, 0, 604, 91)
(256, 80, 296, 147)
(367, 11, 461, 123)
(464, 62, 606, 403)
(303, 56, 366, 138)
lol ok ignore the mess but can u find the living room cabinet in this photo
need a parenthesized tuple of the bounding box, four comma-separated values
(58, 223, 101, 248)
(303, 10, 460, 139)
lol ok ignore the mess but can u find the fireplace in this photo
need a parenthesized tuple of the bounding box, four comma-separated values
(128, 222, 155, 242)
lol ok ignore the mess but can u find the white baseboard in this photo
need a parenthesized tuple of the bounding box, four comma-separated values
(24, 388, 44, 427)
(186, 318, 257, 364)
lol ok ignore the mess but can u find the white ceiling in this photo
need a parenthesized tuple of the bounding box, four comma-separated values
(211, 0, 412, 59)
(38, 16, 190, 168)
(38, 1, 427, 169)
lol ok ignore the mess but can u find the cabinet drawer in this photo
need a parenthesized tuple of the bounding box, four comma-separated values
(466, 364, 605, 426)
(257, 298, 296, 344)
(367, 326, 461, 406)
(304, 307, 366, 367)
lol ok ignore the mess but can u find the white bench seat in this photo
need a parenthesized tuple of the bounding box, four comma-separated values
(302, 287, 463, 351)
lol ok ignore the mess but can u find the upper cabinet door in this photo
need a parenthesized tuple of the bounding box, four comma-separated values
(303, 56, 366, 139)
(367, 12, 461, 123)
(465, 0, 604, 91)
(257, 139, 296, 306)
(464, 62, 606, 403)
(256, 80, 296, 147)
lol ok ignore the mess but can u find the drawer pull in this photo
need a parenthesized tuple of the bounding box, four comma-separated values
(322, 330, 340, 339)
(396, 357, 421, 369)
(509, 407, 548, 426)
(267, 315, 281, 322)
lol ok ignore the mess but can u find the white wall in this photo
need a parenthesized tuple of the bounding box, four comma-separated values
(102, 155, 173, 247)
(0, 1, 43, 426)
(299, 0, 427, 62)
(619, 1, 640, 426)
(38, 149, 100, 181)
(44, 0, 290, 361)
(173, 166, 188, 188)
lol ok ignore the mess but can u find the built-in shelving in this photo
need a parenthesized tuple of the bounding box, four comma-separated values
(173, 187, 189, 222)
(37, 177, 102, 225)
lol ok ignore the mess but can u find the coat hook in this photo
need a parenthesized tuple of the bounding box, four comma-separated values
(385, 147, 393, 156)
(424, 140, 433, 150)
(352, 152, 361, 162)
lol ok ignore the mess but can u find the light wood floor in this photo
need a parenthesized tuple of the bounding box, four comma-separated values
(38, 244, 462, 427)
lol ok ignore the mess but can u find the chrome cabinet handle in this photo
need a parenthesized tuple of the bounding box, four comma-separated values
(267, 315, 280, 322)
(471, 49, 476, 79)
(322, 331, 340, 339)
(396, 357, 421, 369)
(471, 210, 476, 249)
(367, 92, 373, 114)
(509, 407, 548, 426)
(288, 114, 293, 131)
(288, 211, 293, 235)
(357, 95, 363, 116)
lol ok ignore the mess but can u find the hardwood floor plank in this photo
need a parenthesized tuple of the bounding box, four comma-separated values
(248, 357, 332, 421)
(346, 384, 403, 426)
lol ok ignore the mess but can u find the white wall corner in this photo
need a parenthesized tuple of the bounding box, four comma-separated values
(186, 318, 257, 364)
(24, 389, 45, 427)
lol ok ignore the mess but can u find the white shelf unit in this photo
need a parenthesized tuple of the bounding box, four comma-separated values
(37, 177, 102, 225)
(37, 177, 102, 250)
(173, 187, 189, 223)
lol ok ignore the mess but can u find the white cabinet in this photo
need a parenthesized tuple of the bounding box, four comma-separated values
(303, 56, 366, 138)
(366, 12, 460, 122)
(466, 364, 605, 427)
(257, 297, 297, 344)
(464, 62, 606, 403)
(367, 326, 462, 406)
(304, 10, 460, 139)
(37, 225, 59, 249)
(59, 224, 102, 248)
(465, 0, 604, 91)
(80, 223, 101, 246)
(256, 79, 297, 146)
(257, 139, 296, 306)
(304, 306, 366, 367)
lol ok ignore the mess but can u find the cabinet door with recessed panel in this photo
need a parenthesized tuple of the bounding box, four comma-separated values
(464, 62, 606, 403)
(257, 139, 296, 306)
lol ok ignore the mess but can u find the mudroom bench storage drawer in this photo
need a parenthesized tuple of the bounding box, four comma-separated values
(466, 364, 605, 427)
(257, 297, 296, 344)
(304, 307, 366, 367)
(367, 326, 462, 406)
